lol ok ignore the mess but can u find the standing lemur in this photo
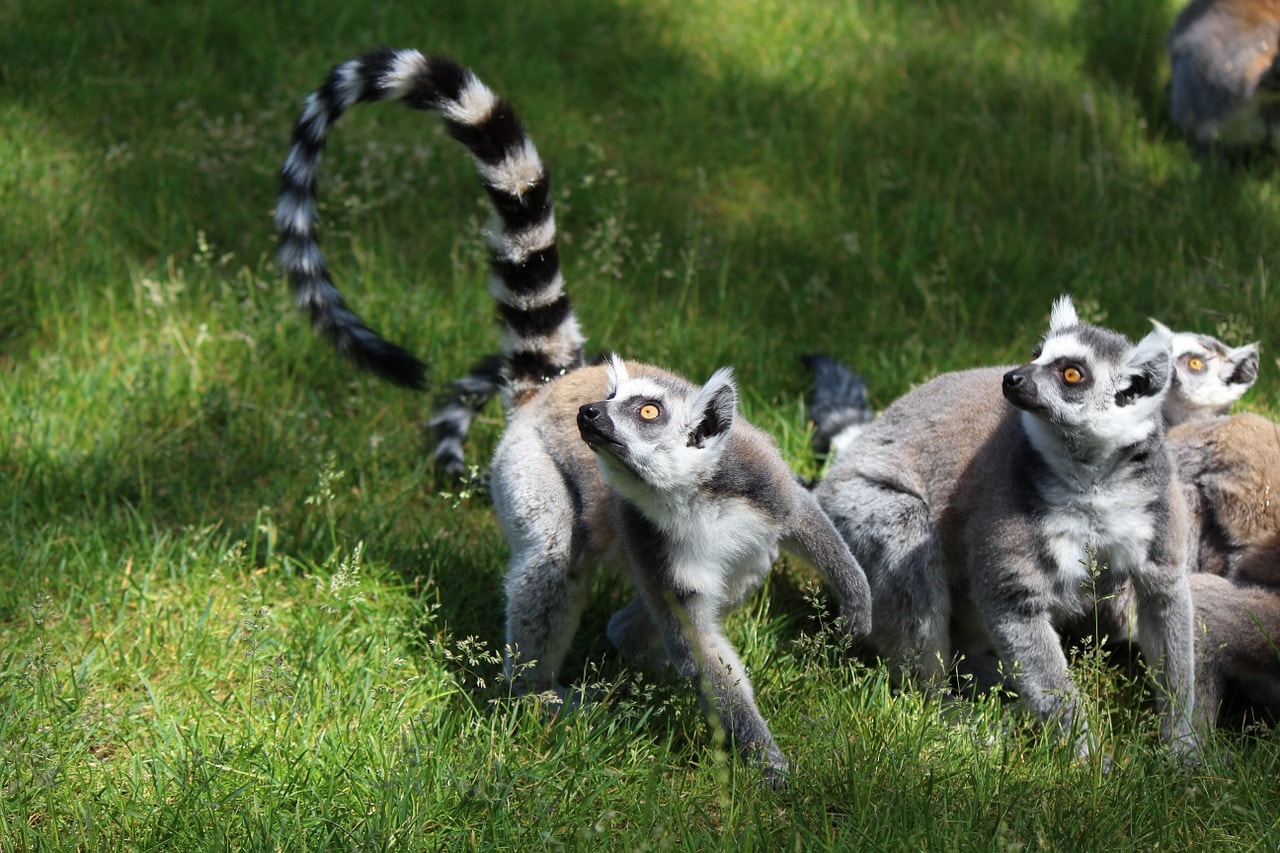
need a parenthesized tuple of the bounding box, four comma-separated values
(274, 47, 872, 782)
(806, 298, 1199, 757)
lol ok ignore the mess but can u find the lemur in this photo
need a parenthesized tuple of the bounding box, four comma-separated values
(274, 47, 873, 782)
(1167, 0, 1280, 160)
(1157, 323, 1260, 426)
(808, 297, 1198, 757)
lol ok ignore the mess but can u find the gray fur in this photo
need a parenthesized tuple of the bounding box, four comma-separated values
(1168, 0, 1280, 160)
(1169, 413, 1280, 725)
(277, 49, 873, 783)
(496, 357, 872, 783)
(814, 297, 1198, 756)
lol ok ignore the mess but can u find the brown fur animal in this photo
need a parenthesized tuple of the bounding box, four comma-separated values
(1168, 0, 1280, 160)
(1171, 413, 1280, 724)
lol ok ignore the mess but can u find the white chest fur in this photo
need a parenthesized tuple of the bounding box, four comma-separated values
(646, 494, 781, 610)
(1037, 474, 1155, 609)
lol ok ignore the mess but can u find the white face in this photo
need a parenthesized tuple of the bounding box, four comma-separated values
(576, 356, 737, 500)
(1005, 299, 1172, 457)
(1165, 330, 1258, 422)
(1028, 331, 1167, 446)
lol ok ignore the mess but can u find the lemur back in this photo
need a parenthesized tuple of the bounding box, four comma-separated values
(275, 48, 872, 784)
(805, 326, 1258, 465)
(812, 297, 1198, 757)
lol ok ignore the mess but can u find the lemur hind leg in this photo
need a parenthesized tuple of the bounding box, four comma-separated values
(491, 430, 596, 696)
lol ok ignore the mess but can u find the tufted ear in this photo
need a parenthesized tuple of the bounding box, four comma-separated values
(1117, 325, 1173, 407)
(1048, 295, 1079, 332)
(687, 367, 737, 448)
(1227, 341, 1260, 389)
(605, 353, 629, 397)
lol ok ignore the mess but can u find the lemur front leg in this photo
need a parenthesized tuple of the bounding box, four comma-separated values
(643, 581, 789, 783)
(617, 506, 789, 784)
(1132, 566, 1199, 756)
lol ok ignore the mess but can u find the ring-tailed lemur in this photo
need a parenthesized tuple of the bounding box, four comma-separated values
(274, 47, 873, 782)
(805, 325, 1258, 464)
(1167, 0, 1280, 161)
(810, 297, 1198, 757)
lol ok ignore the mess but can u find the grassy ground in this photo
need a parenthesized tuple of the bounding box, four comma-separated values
(4, 0, 1280, 848)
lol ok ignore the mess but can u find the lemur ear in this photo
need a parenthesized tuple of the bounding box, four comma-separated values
(1049, 295, 1079, 332)
(1227, 342, 1260, 389)
(688, 367, 737, 448)
(605, 353, 629, 397)
(1117, 327, 1173, 406)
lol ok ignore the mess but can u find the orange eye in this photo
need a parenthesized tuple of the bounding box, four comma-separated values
(639, 404, 660, 420)
(1188, 356, 1205, 372)
(1063, 367, 1083, 384)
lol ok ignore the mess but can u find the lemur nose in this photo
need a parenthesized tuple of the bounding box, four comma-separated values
(1003, 373, 1025, 391)
(579, 404, 601, 420)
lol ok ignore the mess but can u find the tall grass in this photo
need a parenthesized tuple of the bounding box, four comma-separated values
(4, 0, 1280, 848)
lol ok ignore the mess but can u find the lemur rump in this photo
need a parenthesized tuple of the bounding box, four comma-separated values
(812, 298, 1198, 756)
(275, 47, 872, 781)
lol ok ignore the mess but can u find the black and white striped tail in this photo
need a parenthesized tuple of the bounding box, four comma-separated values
(428, 353, 503, 479)
(275, 47, 586, 395)
(801, 353, 875, 455)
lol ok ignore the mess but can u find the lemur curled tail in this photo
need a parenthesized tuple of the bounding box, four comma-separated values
(275, 47, 584, 396)
(275, 48, 872, 784)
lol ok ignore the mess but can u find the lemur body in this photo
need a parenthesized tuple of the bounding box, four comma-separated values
(275, 47, 872, 781)
(1170, 413, 1280, 724)
(1168, 0, 1280, 159)
(811, 298, 1197, 755)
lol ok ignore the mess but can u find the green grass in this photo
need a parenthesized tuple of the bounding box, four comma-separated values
(5, 0, 1280, 848)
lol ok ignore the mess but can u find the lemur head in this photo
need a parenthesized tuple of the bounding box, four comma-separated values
(1151, 321, 1259, 425)
(1003, 296, 1173, 458)
(577, 355, 737, 500)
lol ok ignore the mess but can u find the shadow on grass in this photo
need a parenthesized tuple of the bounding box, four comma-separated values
(7, 0, 1278, 363)
(5, 0, 1280, 666)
